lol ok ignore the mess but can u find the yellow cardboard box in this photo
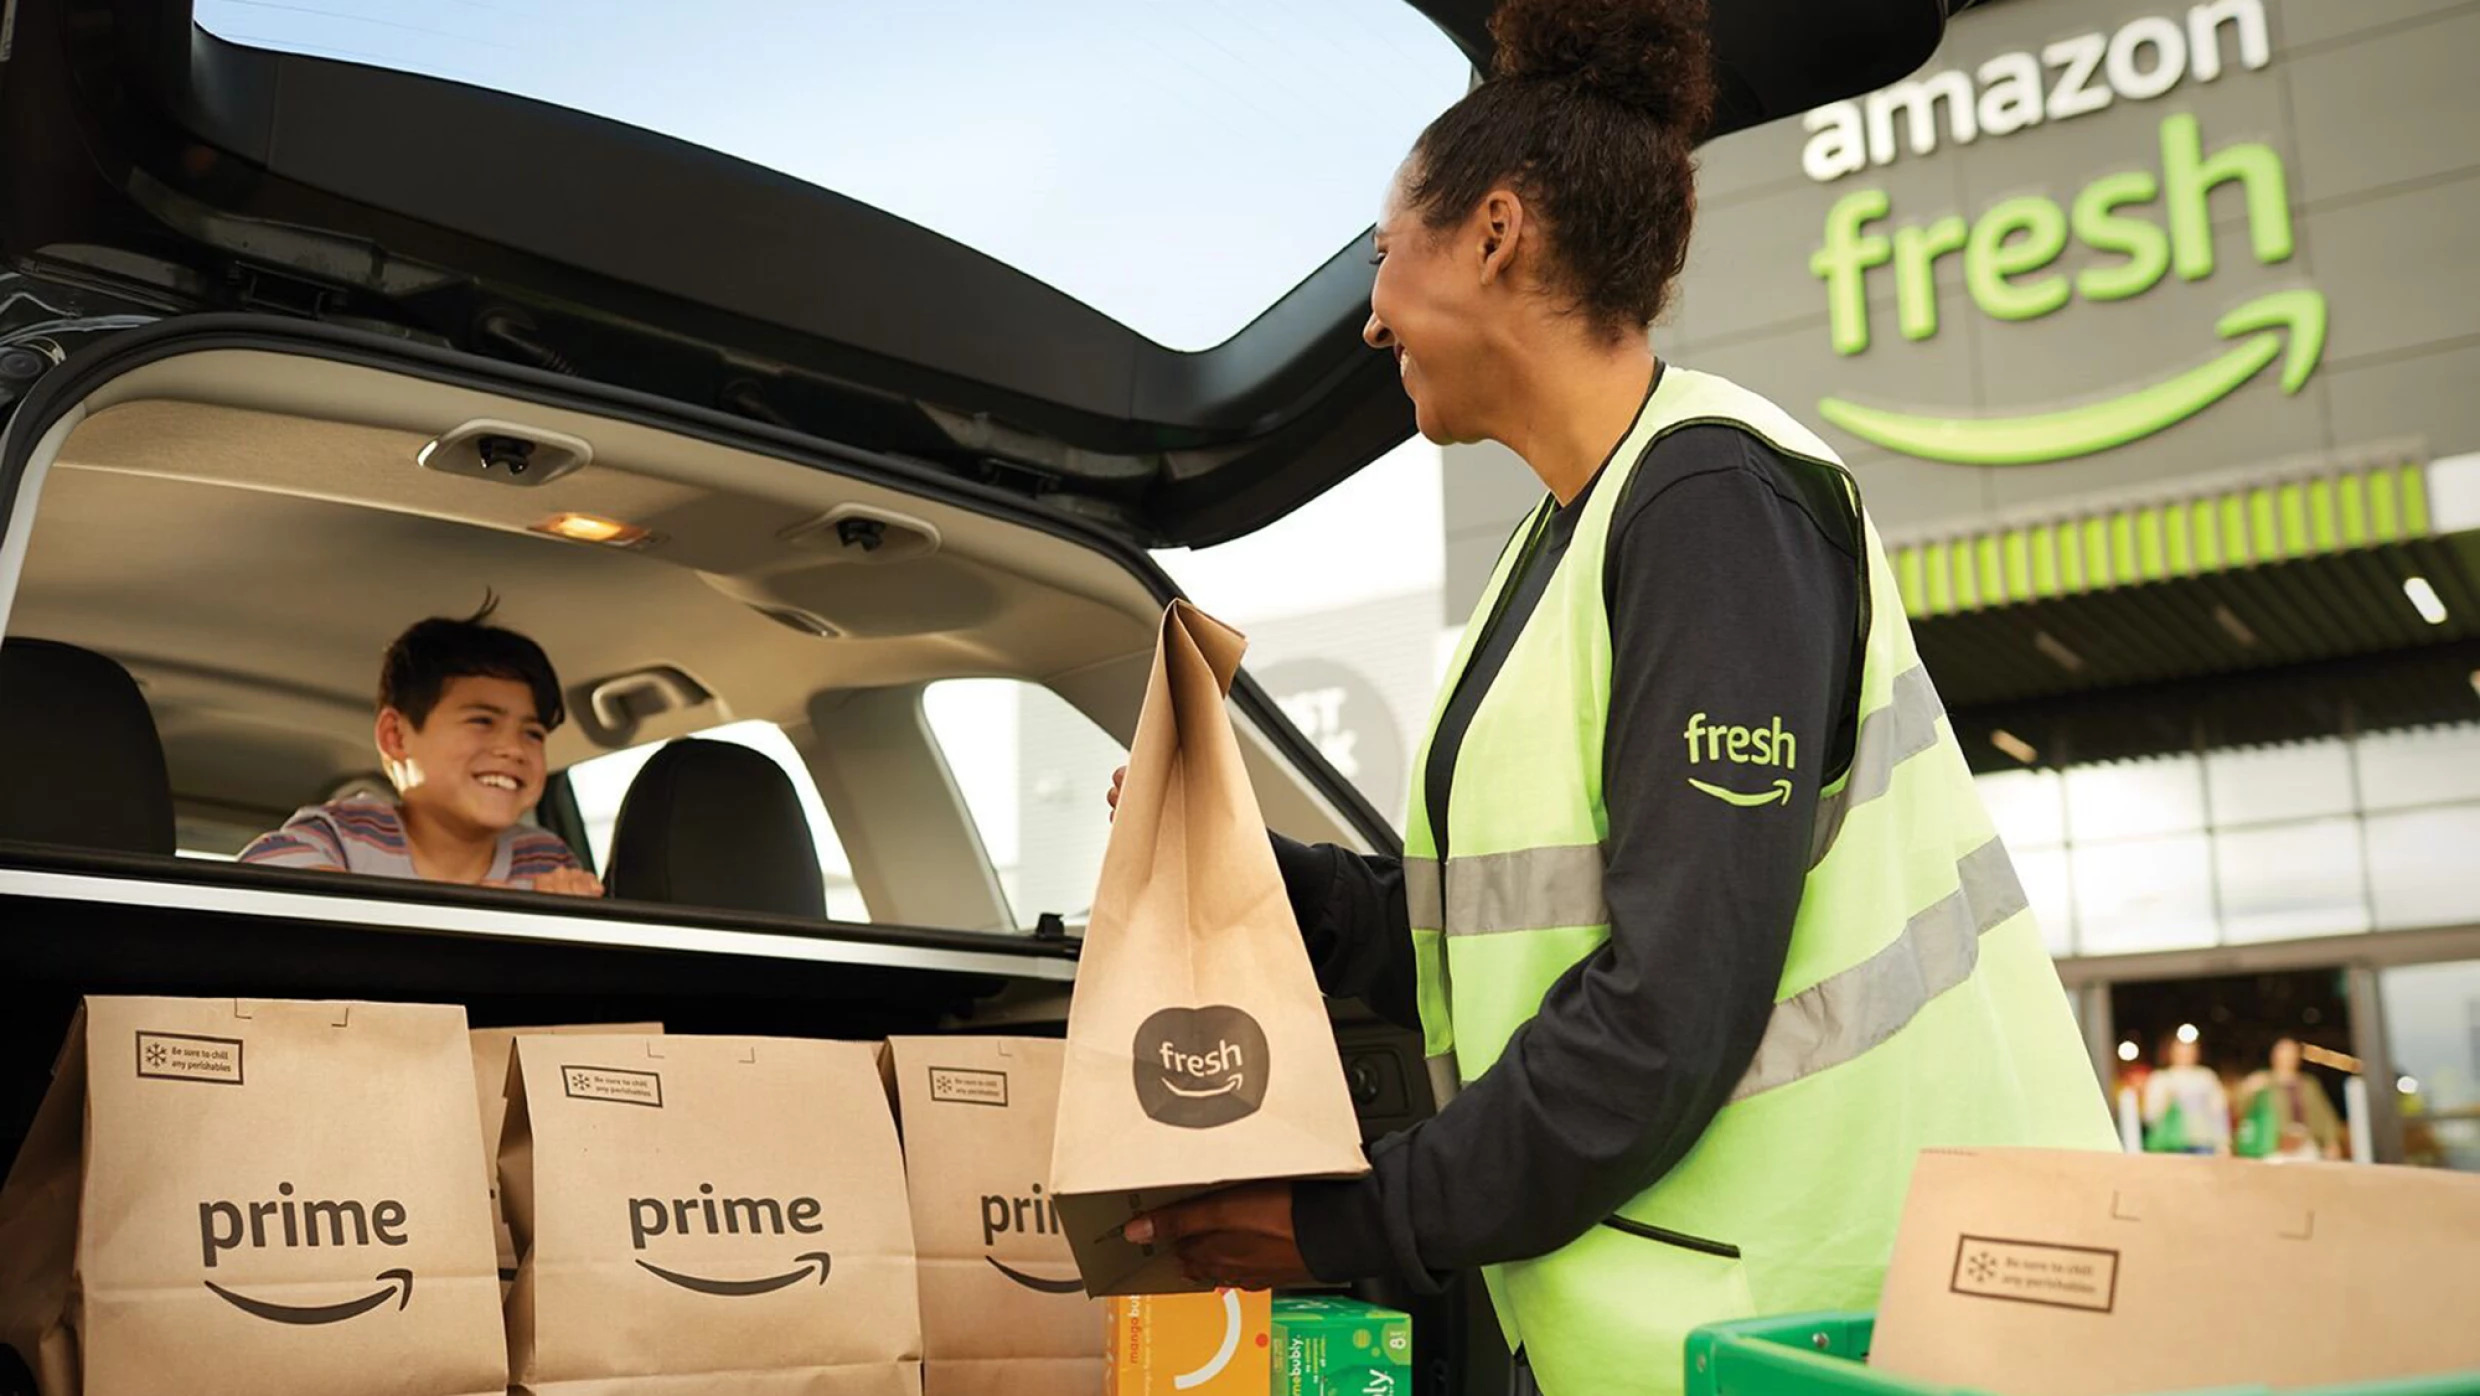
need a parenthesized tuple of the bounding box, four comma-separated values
(1106, 1289, 1271, 1395)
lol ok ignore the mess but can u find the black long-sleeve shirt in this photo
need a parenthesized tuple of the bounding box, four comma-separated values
(1277, 416, 1863, 1289)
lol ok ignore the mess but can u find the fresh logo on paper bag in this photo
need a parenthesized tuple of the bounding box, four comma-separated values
(197, 1182, 416, 1324)
(627, 1183, 832, 1296)
(1132, 1006, 1268, 1129)
(137, 1031, 243, 1085)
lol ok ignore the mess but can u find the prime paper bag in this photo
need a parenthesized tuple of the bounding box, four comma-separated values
(0, 997, 506, 1396)
(1050, 601, 1368, 1295)
(502, 1032, 923, 1395)
(1872, 1148, 2480, 1396)
(468, 1022, 662, 1287)
(887, 1036, 1103, 1396)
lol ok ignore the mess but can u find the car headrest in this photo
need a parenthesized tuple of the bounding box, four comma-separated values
(0, 637, 175, 855)
(604, 738, 826, 919)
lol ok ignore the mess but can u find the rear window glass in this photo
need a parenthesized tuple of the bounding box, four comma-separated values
(921, 679, 1124, 931)
(192, 0, 1475, 351)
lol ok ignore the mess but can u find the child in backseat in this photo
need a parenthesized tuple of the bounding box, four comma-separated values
(240, 597, 602, 896)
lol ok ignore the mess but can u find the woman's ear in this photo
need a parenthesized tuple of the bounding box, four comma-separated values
(1476, 189, 1527, 286)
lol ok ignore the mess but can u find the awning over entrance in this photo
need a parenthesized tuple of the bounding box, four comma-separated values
(1887, 456, 2480, 769)
(1891, 459, 2442, 621)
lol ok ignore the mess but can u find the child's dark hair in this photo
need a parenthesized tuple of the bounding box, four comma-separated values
(378, 593, 565, 730)
(1405, 0, 1715, 341)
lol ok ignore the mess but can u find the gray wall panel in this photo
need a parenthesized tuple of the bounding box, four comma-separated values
(2307, 172, 2480, 364)
(2285, 7, 2480, 204)
(2327, 339, 2480, 461)
(1674, 154, 1962, 346)
(2271, 0, 2474, 51)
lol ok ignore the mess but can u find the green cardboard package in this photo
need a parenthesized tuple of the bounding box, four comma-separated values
(1271, 1297, 1412, 1395)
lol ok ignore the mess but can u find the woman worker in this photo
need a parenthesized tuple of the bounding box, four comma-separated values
(1113, 2, 2117, 1390)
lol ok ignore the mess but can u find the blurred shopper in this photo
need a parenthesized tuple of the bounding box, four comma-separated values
(2239, 1037, 2344, 1160)
(2141, 1035, 2231, 1155)
(1106, 0, 2117, 1389)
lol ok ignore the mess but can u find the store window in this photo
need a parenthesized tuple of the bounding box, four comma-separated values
(2072, 834, 2218, 956)
(563, 720, 867, 922)
(1975, 769, 2072, 955)
(922, 679, 1125, 930)
(1981, 724, 2480, 963)
(2366, 804, 2480, 930)
(2213, 818, 2369, 943)
(2204, 740, 2355, 827)
(2380, 959, 2480, 1173)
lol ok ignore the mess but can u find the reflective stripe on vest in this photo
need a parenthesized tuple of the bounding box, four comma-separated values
(1403, 845, 1606, 936)
(1730, 835, 2026, 1102)
(1808, 663, 1946, 868)
(1405, 828, 2026, 1101)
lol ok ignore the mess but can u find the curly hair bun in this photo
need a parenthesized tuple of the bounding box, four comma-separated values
(1489, 0, 1716, 133)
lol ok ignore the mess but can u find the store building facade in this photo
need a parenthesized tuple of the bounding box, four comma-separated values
(1441, 0, 2480, 1167)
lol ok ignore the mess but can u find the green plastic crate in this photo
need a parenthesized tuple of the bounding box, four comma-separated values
(1684, 1312, 2480, 1396)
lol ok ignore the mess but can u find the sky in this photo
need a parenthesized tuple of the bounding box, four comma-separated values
(192, 0, 1473, 350)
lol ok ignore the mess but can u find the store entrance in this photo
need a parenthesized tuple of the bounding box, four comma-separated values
(2106, 968, 2362, 1159)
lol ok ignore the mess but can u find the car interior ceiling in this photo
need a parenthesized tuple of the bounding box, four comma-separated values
(0, 345, 1379, 902)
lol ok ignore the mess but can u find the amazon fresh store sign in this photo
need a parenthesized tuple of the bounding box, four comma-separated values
(1799, 0, 2319, 466)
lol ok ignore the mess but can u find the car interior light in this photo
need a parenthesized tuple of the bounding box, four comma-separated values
(533, 512, 648, 546)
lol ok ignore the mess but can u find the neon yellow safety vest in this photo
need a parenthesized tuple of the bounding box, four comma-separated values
(1402, 367, 2116, 1396)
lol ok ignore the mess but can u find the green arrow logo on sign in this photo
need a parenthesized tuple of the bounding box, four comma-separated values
(1816, 289, 2327, 466)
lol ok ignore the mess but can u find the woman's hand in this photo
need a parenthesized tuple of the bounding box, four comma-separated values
(1122, 1182, 1313, 1290)
(1106, 765, 1126, 822)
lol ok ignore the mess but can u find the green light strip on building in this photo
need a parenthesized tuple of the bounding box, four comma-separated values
(1887, 461, 2433, 619)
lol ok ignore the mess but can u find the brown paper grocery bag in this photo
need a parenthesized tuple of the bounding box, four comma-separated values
(0, 996, 506, 1396)
(1871, 1148, 2480, 1396)
(887, 1036, 1103, 1396)
(1049, 601, 1368, 1295)
(503, 1032, 922, 1394)
(469, 1022, 662, 1289)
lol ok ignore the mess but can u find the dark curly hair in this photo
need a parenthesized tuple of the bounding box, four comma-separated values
(378, 591, 566, 731)
(1406, 0, 1716, 341)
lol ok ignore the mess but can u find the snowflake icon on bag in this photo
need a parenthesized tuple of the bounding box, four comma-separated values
(143, 1042, 169, 1069)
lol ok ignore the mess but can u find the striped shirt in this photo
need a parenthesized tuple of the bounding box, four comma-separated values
(239, 794, 584, 886)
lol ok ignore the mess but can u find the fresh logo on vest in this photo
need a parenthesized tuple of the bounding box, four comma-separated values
(1682, 712, 1797, 808)
(1131, 1005, 1269, 1129)
(197, 1182, 415, 1324)
(627, 1183, 832, 1296)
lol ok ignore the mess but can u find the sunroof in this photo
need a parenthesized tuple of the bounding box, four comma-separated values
(193, 1, 1474, 352)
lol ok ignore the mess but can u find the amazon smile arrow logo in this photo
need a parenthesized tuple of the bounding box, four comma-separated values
(635, 1251, 832, 1297)
(985, 1256, 1088, 1294)
(1818, 289, 2327, 466)
(1689, 777, 1794, 808)
(205, 1268, 413, 1324)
